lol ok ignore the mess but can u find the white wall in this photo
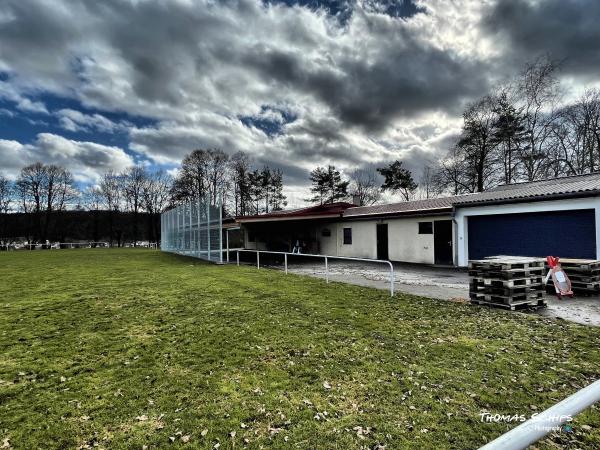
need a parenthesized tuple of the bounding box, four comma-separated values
(335, 221, 378, 259)
(240, 216, 454, 264)
(387, 217, 441, 264)
(315, 216, 452, 264)
(455, 197, 600, 266)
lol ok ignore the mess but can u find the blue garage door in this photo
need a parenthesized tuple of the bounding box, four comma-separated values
(468, 209, 596, 260)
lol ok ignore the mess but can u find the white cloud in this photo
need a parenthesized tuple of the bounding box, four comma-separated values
(0, 0, 597, 195)
(56, 108, 129, 133)
(0, 134, 134, 182)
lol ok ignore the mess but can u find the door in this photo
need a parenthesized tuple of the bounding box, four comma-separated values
(434, 220, 453, 265)
(467, 209, 596, 260)
(376, 223, 389, 260)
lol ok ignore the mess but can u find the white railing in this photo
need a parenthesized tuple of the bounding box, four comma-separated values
(235, 249, 395, 296)
(480, 378, 600, 450)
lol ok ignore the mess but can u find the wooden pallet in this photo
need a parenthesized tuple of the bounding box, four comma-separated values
(470, 259, 545, 271)
(470, 276, 544, 288)
(469, 284, 543, 296)
(469, 291, 543, 304)
(568, 274, 600, 284)
(470, 298, 547, 311)
(557, 259, 600, 271)
(469, 268, 545, 279)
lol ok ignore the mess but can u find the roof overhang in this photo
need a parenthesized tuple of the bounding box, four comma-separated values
(454, 191, 600, 208)
(343, 208, 452, 220)
(237, 213, 342, 224)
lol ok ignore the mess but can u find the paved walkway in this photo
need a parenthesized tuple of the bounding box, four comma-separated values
(276, 260, 600, 327)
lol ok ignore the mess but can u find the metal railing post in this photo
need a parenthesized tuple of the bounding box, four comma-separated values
(237, 250, 240, 266)
(325, 256, 329, 283)
(389, 261, 394, 297)
(257, 251, 260, 269)
(284, 253, 288, 274)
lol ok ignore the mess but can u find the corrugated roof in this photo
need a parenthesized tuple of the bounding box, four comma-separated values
(343, 195, 470, 217)
(234, 173, 600, 223)
(344, 173, 600, 217)
(236, 202, 355, 222)
(454, 172, 600, 206)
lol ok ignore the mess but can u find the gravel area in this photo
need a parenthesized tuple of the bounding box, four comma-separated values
(259, 259, 600, 327)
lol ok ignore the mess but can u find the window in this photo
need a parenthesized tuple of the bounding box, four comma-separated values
(343, 227, 352, 245)
(418, 222, 433, 234)
(321, 228, 331, 237)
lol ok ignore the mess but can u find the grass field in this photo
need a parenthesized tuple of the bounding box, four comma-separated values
(0, 249, 599, 449)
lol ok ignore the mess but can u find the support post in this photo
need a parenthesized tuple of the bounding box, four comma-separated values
(218, 193, 223, 263)
(325, 256, 329, 283)
(257, 251, 260, 269)
(188, 200, 192, 254)
(389, 262, 394, 297)
(284, 253, 288, 274)
(206, 196, 211, 261)
(237, 250, 240, 266)
(226, 229, 230, 263)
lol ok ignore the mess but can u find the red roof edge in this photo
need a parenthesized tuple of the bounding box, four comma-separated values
(236, 202, 356, 222)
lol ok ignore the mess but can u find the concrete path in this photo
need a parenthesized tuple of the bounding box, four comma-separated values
(276, 260, 600, 327)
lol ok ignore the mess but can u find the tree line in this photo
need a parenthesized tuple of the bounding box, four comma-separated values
(0, 150, 291, 244)
(3, 56, 597, 244)
(435, 57, 600, 195)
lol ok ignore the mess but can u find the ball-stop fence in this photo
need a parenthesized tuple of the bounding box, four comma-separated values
(160, 196, 222, 263)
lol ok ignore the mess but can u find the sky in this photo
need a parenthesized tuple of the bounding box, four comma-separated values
(1, 0, 600, 206)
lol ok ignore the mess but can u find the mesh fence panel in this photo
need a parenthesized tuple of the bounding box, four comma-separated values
(160, 196, 222, 262)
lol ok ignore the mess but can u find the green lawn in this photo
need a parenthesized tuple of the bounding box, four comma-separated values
(0, 249, 599, 449)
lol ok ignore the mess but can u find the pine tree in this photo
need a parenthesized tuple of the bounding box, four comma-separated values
(377, 160, 417, 201)
(491, 92, 529, 184)
(309, 165, 348, 204)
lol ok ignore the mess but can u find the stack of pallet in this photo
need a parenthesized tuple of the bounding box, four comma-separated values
(469, 256, 546, 310)
(553, 259, 600, 295)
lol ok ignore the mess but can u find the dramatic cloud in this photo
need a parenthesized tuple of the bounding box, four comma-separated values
(0, 134, 133, 182)
(484, 0, 600, 80)
(0, 0, 598, 203)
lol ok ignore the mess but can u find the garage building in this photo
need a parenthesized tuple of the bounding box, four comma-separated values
(236, 173, 600, 267)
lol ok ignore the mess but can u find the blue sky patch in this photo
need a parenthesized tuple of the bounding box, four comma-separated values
(239, 105, 298, 137)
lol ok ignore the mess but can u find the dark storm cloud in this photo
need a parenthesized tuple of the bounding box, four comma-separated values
(484, 0, 600, 77)
(241, 27, 489, 131)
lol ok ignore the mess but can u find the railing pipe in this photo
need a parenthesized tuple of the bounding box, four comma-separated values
(235, 250, 395, 296)
(479, 379, 600, 450)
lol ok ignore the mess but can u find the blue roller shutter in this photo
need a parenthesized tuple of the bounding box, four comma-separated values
(468, 209, 596, 260)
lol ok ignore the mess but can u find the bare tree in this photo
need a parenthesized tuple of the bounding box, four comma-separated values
(143, 170, 172, 243)
(99, 170, 122, 246)
(551, 89, 600, 175)
(349, 168, 381, 205)
(0, 174, 12, 245)
(0, 174, 12, 214)
(171, 149, 229, 206)
(418, 165, 441, 199)
(122, 165, 147, 246)
(229, 151, 253, 216)
(15, 163, 75, 242)
(517, 56, 562, 181)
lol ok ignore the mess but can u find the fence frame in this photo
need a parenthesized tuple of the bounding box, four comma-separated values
(235, 249, 395, 296)
(161, 195, 223, 263)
